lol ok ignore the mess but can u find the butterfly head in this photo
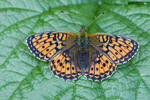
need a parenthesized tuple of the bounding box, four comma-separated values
(80, 26, 87, 37)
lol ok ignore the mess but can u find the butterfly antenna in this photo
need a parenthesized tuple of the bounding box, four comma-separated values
(86, 12, 105, 28)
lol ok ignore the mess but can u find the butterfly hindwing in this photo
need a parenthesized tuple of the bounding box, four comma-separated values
(88, 33, 138, 64)
(83, 45, 116, 81)
(49, 45, 81, 80)
(85, 54, 116, 81)
(26, 32, 78, 61)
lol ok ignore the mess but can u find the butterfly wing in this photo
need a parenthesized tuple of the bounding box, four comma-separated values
(26, 32, 78, 61)
(85, 52, 116, 81)
(83, 45, 116, 81)
(85, 33, 138, 81)
(49, 45, 82, 80)
(88, 33, 138, 64)
(26, 31, 81, 80)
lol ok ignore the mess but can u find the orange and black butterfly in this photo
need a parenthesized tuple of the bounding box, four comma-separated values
(26, 26, 138, 81)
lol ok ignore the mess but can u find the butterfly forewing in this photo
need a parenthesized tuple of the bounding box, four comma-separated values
(88, 33, 138, 64)
(26, 32, 78, 61)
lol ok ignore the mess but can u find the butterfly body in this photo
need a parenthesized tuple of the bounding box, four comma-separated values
(27, 26, 138, 81)
(77, 26, 88, 52)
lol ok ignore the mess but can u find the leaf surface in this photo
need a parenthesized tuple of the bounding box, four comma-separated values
(0, 0, 150, 100)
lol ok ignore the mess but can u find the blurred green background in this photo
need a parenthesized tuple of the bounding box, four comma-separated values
(0, 0, 150, 100)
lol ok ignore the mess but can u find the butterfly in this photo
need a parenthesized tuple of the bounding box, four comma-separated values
(26, 26, 138, 81)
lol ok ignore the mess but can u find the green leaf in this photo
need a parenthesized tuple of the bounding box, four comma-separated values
(0, 0, 150, 100)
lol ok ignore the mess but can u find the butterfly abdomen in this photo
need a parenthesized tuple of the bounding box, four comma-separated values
(78, 52, 88, 75)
